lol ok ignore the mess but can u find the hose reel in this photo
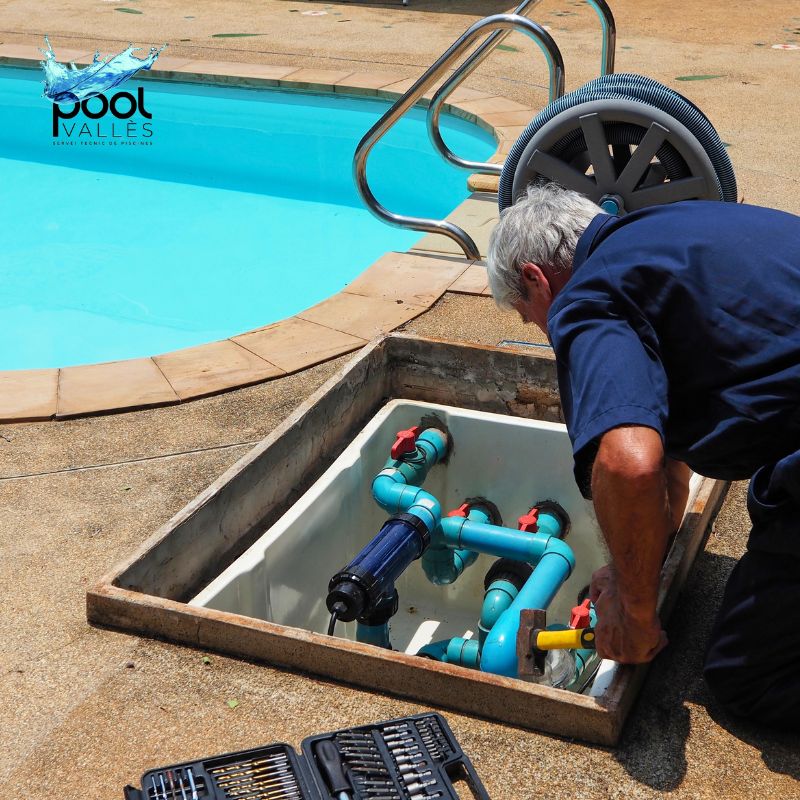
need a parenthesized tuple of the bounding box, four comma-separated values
(498, 72, 736, 214)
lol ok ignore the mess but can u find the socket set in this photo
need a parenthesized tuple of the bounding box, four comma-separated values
(124, 713, 489, 800)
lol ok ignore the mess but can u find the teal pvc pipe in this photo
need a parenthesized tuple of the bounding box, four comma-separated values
(420, 545, 477, 585)
(356, 622, 391, 648)
(440, 517, 553, 563)
(371, 428, 448, 532)
(535, 510, 563, 538)
(417, 639, 449, 661)
(478, 578, 519, 646)
(371, 477, 441, 532)
(422, 505, 488, 585)
(414, 428, 449, 464)
(480, 537, 575, 677)
(418, 638, 481, 669)
(447, 637, 481, 669)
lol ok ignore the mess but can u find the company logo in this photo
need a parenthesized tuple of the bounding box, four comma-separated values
(41, 36, 166, 145)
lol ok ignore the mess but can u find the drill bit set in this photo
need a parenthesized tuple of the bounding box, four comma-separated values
(124, 714, 488, 800)
(322, 714, 475, 800)
(125, 744, 309, 800)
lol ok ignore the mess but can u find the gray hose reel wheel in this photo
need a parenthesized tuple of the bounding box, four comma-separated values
(498, 74, 737, 214)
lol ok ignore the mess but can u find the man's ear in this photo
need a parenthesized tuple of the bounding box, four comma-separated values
(520, 262, 552, 302)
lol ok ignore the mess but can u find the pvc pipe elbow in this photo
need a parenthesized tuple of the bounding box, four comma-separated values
(541, 535, 576, 575)
(479, 579, 519, 640)
(421, 546, 475, 585)
(371, 475, 441, 532)
(417, 637, 480, 669)
(371, 473, 407, 514)
(421, 546, 456, 585)
(407, 491, 441, 533)
(480, 546, 575, 677)
(417, 639, 450, 662)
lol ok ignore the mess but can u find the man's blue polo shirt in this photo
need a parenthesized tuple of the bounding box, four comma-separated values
(547, 200, 800, 497)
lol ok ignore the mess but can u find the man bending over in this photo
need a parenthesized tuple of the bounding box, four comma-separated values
(486, 183, 800, 727)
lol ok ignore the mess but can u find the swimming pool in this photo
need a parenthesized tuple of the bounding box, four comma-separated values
(0, 66, 495, 370)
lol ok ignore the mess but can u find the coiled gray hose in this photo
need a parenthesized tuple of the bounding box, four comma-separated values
(498, 72, 736, 211)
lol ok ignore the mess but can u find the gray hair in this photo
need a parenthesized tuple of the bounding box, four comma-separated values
(487, 183, 604, 309)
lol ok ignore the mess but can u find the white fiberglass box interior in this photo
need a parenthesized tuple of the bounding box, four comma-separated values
(191, 398, 700, 684)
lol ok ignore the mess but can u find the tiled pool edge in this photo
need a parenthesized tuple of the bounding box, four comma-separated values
(0, 46, 532, 422)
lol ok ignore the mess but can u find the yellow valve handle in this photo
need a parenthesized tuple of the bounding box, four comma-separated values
(534, 628, 596, 650)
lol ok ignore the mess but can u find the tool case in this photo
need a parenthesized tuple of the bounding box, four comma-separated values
(124, 712, 489, 800)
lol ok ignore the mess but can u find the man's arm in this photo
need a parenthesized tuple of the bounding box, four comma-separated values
(589, 425, 674, 663)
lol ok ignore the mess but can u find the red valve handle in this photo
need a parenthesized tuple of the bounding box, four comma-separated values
(391, 426, 422, 460)
(570, 598, 592, 629)
(517, 508, 539, 533)
(447, 502, 472, 518)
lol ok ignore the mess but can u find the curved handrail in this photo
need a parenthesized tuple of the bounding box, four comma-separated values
(427, 0, 616, 176)
(591, 0, 617, 77)
(353, 13, 565, 260)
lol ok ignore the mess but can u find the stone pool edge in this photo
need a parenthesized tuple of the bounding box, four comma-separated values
(0, 45, 532, 421)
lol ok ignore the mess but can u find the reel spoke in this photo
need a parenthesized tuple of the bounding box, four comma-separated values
(528, 149, 597, 197)
(579, 113, 616, 187)
(626, 175, 708, 210)
(615, 122, 670, 194)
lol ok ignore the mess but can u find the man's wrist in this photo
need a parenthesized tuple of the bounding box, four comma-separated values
(619, 595, 659, 623)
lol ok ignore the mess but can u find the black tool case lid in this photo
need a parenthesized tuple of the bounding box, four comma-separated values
(124, 712, 489, 800)
(301, 713, 489, 800)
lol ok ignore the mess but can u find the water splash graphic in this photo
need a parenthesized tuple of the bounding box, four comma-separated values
(40, 36, 166, 104)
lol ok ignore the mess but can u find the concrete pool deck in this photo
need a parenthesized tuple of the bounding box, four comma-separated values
(2, 0, 799, 797)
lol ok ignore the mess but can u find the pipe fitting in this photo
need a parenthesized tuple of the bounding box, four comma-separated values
(533, 500, 571, 539)
(446, 637, 481, 669)
(479, 538, 576, 678)
(417, 639, 449, 662)
(421, 545, 477, 585)
(415, 428, 449, 463)
(440, 518, 558, 564)
(479, 578, 519, 645)
(422, 503, 491, 585)
(479, 558, 534, 644)
(372, 476, 441, 532)
(417, 638, 480, 669)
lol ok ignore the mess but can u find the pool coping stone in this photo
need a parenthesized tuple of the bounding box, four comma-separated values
(0, 49, 533, 421)
(232, 317, 367, 374)
(153, 340, 286, 402)
(56, 358, 180, 419)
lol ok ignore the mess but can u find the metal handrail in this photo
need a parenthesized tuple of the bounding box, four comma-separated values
(427, 0, 616, 177)
(353, 13, 565, 260)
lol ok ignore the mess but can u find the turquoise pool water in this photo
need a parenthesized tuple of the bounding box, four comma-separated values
(0, 67, 495, 370)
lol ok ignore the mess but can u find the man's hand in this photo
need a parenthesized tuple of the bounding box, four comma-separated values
(589, 564, 667, 663)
